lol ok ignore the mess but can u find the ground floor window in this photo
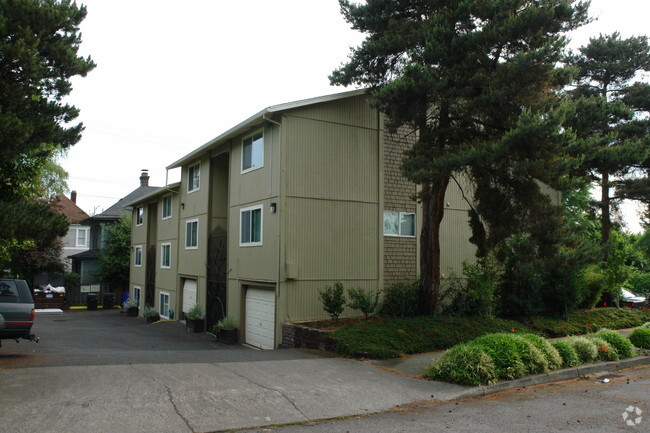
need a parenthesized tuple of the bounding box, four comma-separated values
(133, 286, 141, 305)
(159, 291, 170, 319)
(383, 211, 416, 237)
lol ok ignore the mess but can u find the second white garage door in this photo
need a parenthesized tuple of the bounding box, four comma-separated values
(245, 288, 275, 349)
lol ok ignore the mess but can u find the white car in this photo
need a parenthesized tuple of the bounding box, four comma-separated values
(620, 288, 647, 308)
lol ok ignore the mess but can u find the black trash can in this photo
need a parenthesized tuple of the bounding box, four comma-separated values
(87, 293, 98, 311)
(102, 293, 115, 310)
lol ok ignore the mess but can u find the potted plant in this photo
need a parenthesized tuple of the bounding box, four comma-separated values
(213, 316, 238, 344)
(185, 304, 205, 333)
(143, 306, 160, 323)
(122, 299, 139, 317)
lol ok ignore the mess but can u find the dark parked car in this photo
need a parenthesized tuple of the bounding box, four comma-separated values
(0, 279, 38, 346)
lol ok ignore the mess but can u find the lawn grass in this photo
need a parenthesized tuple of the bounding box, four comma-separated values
(330, 315, 533, 359)
(523, 308, 650, 337)
(327, 308, 650, 359)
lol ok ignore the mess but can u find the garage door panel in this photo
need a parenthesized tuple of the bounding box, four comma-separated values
(245, 288, 275, 349)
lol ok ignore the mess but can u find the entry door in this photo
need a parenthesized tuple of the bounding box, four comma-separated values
(182, 279, 197, 314)
(245, 288, 275, 349)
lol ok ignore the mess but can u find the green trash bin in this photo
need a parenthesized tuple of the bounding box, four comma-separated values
(102, 293, 115, 310)
(87, 293, 98, 310)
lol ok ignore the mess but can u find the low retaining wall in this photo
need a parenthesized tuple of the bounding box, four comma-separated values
(281, 322, 337, 352)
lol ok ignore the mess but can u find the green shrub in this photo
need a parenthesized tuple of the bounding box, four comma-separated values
(440, 258, 501, 317)
(586, 336, 619, 361)
(579, 264, 605, 309)
(629, 272, 650, 297)
(347, 287, 380, 319)
(566, 337, 599, 363)
(380, 281, 419, 317)
(641, 322, 650, 329)
(424, 344, 498, 386)
(518, 333, 563, 370)
(469, 333, 546, 379)
(629, 328, 650, 349)
(318, 282, 346, 321)
(595, 329, 635, 359)
(551, 340, 580, 368)
(185, 304, 204, 320)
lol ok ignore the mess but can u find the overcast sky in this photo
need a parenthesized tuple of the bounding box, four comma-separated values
(60, 0, 649, 231)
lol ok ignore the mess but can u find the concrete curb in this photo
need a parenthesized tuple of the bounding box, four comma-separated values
(452, 354, 650, 400)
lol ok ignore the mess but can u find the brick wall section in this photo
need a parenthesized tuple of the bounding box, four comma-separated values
(281, 322, 337, 352)
(383, 126, 418, 287)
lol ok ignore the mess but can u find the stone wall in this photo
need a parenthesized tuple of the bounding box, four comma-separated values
(281, 322, 337, 352)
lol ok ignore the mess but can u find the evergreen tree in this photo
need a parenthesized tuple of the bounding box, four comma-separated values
(566, 33, 650, 258)
(97, 215, 131, 291)
(331, 0, 588, 313)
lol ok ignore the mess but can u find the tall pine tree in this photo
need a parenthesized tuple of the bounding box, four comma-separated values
(331, 0, 588, 314)
(566, 33, 650, 258)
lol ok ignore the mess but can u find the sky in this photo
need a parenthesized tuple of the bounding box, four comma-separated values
(60, 0, 649, 230)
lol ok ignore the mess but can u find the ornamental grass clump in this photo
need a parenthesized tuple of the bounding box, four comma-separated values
(595, 329, 635, 359)
(552, 340, 580, 368)
(424, 343, 498, 386)
(565, 337, 599, 364)
(629, 327, 650, 349)
(518, 333, 563, 370)
(469, 333, 547, 379)
(585, 336, 619, 361)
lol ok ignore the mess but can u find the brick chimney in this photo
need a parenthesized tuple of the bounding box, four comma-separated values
(71, 190, 77, 203)
(140, 169, 149, 187)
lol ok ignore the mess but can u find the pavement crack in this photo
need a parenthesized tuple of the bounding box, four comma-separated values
(164, 384, 196, 433)
(216, 363, 309, 421)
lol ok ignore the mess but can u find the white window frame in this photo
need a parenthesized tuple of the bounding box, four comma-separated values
(132, 286, 141, 305)
(241, 130, 264, 174)
(185, 219, 199, 250)
(76, 227, 89, 248)
(240, 205, 263, 247)
(159, 291, 170, 319)
(160, 242, 171, 269)
(188, 163, 200, 193)
(383, 211, 416, 237)
(161, 195, 172, 220)
(134, 245, 143, 267)
(135, 206, 144, 226)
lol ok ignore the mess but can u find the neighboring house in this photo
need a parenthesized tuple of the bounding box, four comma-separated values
(70, 171, 159, 301)
(51, 191, 90, 270)
(128, 89, 560, 349)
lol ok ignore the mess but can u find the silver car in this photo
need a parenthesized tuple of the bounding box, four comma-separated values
(0, 279, 38, 346)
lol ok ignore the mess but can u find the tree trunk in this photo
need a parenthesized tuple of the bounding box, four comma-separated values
(601, 170, 611, 261)
(419, 177, 450, 315)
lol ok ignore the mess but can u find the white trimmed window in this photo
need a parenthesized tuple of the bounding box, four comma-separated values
(240, 205, 263, 246)
(76, 228, 89, 248)
(383, 211, 416, 237)
(159, 291, 170, 319)
(162, 195, 172, 219)
(161, 242, 171, 268)
(188, 163, 200, 192)
(241, 130, 264, 173)
(133, 286, 141, 305)
(135, 207, 144, 226)
(185, 219, 198, 249)
(134, 245, 143, 267)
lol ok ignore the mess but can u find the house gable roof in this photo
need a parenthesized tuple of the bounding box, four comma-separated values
(166, 88, 367, 170)
(86, 185, 160, 223)
(124, 182, 180, 208)
(51, 194, 90, 224)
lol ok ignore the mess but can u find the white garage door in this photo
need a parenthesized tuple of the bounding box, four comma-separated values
(245, 288, 275, 349)
(182, 279, 197, 314)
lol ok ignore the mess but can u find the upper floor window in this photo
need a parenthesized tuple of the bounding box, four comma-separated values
(383, 211, 416, 237)
(185, 219, 198, 249)
(188, 163, 200, 192)
(134, 245, 143, 267)
(76, 228, 89, 248)
(240, 205, 262, 246)
(135, 207, 144, 226)
(241, 131, 264, 173)
(161, 242, 171, 268)
(162, 195, 172, 219)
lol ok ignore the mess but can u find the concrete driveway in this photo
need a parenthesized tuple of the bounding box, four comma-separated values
(0, 310, 458, 433)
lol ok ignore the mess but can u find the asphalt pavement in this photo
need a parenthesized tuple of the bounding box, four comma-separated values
(1, 310, 648, 433)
